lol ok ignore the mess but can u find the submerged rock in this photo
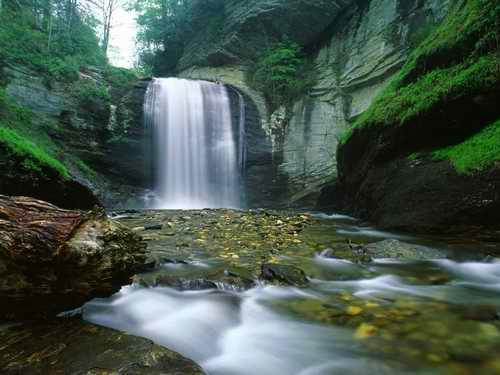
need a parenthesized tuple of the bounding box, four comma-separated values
(155, 276, 218, 291)
(0, 318, 203, 374)
(145, 223, 163, 230)
(260, 264, 308, 286)
(0, 195, 147, 319)
(152, 268, 256, 292)
(365, 239, 448, 260)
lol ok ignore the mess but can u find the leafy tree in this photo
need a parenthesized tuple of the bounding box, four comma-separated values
(130, 0, 193, 75)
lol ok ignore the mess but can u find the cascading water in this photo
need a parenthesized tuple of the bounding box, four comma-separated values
(143, 78, 244, 209)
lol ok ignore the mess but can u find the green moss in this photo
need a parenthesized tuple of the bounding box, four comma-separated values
(0, 126, 70, 179)
(357, 54, 499, 128)
(0, 87, 71, 179)
(433, 120, 500, 174)
(74, 158, 97, 178)
(408, 153, 421, 161)
(340, 0, 500, 144)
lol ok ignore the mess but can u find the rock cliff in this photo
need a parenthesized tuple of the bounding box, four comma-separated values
(179, 0, 450, 207)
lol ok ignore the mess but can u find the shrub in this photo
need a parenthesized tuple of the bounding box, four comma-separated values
(75, 80, 111, 104)
(248, 41, 316, 113)
(104, 66, 139, 89)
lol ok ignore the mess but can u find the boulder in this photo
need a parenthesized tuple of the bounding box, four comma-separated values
(260, 263, 308, 286)
(0, 195, 147, 319)
(0, 318, 203, 374)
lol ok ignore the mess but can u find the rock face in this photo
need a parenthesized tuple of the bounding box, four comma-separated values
(179, 0, 450, 207)
(0, 319, 204, 374)
(178, 0, 357, 71)
(0, 195, 147, 319)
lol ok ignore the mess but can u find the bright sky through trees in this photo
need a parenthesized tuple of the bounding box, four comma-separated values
(107, 7, 137, 68)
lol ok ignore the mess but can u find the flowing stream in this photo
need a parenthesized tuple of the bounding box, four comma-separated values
(84, 211, 500, 375)
(143, 78, 243, 209)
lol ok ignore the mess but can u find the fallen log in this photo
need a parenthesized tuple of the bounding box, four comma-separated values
(0, 195, 147, 319)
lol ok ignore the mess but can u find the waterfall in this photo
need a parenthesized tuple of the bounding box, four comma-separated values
(143, 78, 244, 209)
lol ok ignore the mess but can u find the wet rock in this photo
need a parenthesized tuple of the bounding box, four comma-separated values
(0, 195, 147, 319)
(155, 276, 218, 291)
(457, 305, 499, 322)
(161, 258, 190, 265)
(0, 318, 203, 374)
(260, 264, 308, 286)
(214, 269, 256, 292)
(325, 242, 372, 263)
(145, 223, 163, 230)
(365, 240, 448, 260)
(319, 248, 335, 258)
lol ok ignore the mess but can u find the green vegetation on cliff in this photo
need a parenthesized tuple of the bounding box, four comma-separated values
(342, 0, 500, 147)
(248, 41, 315, 113)
(0, 88, 70, 178)
(433, 119, 500, 174)
(0, 126, 69, 178)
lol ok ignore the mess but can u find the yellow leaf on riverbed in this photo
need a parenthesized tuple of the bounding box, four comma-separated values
(346, 306, 363, 316)
(354, 323, 377, 339)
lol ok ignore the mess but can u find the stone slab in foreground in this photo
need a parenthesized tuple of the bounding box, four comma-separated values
(0, 318, 204, 374)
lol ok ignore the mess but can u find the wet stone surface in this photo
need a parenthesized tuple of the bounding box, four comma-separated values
(0, 318, 203, 374)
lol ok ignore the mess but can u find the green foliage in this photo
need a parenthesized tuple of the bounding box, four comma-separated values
(75, 80, 111, 104)
(132, 0, 194, 74)
(433, 120, 500, 174)
(104, 66, 139, 89)
(340, 0, 500, 144)
(0, 6, 106, 82)
(0, 126, 69, 179)
(249, 41, 316, 112)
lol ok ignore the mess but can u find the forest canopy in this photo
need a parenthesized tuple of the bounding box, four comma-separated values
(0, 0, 107, 81)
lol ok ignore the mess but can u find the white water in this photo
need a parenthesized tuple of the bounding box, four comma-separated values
(84, 285, 388, 375)
(144, 78, 243, 209)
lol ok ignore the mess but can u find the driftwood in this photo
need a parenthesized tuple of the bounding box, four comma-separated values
(0, 195, 146, 319)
